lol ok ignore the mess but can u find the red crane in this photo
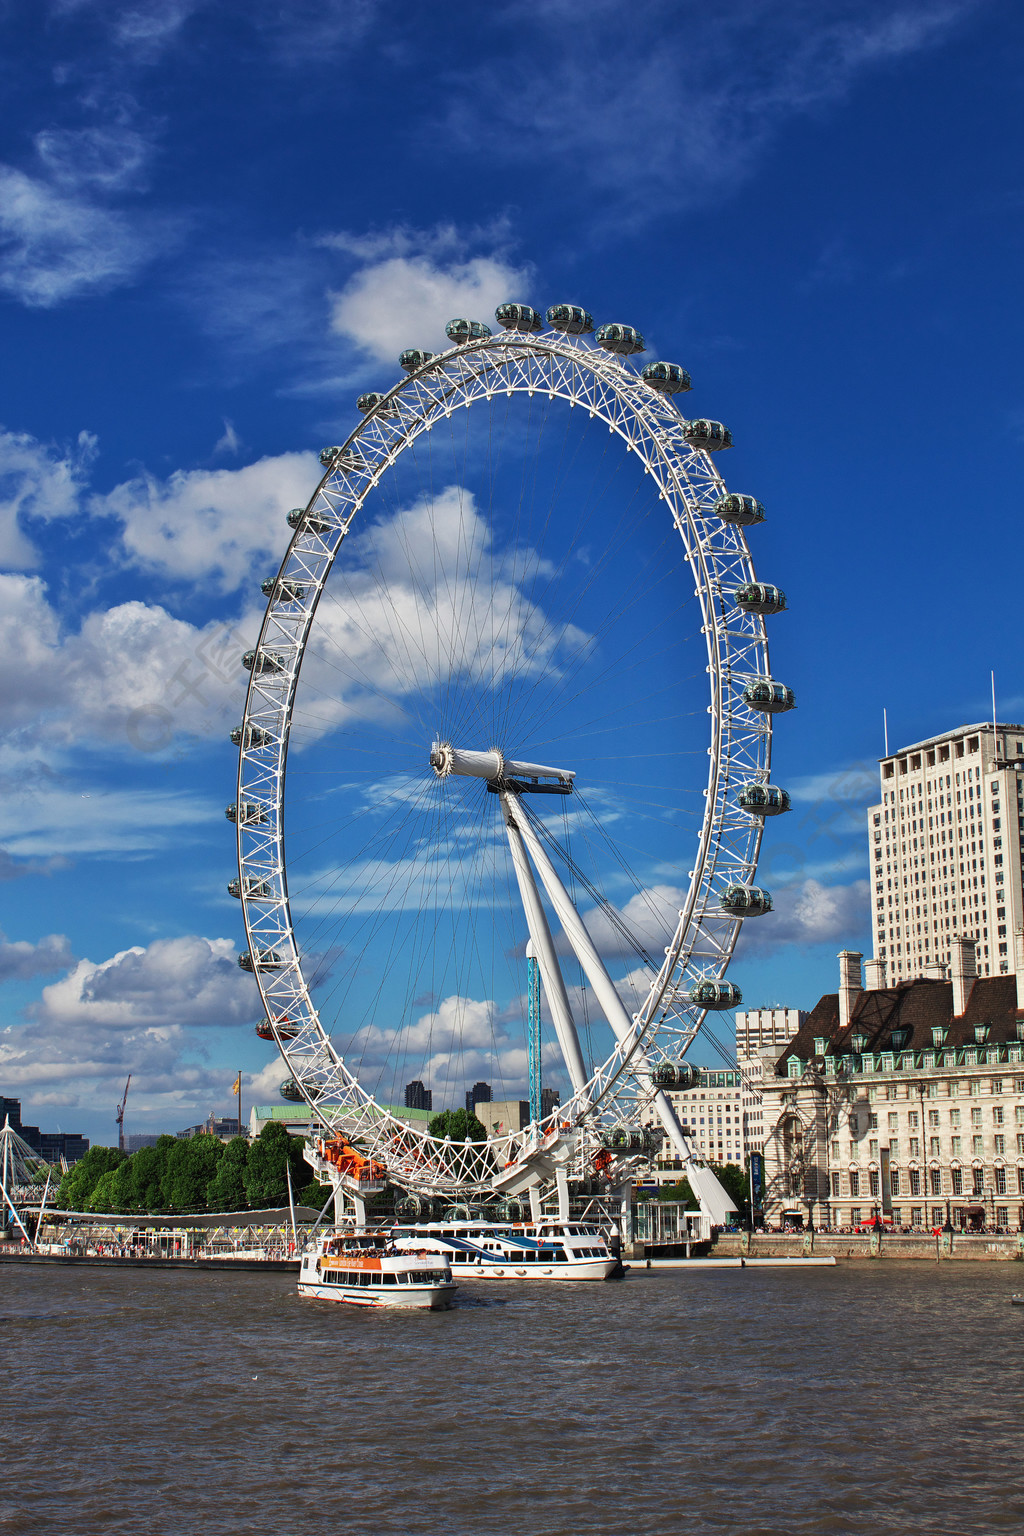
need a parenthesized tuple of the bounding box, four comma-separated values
(116, 1075, 131, 1152)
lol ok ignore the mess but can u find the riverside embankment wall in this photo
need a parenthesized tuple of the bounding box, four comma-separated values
(713, 1231, 1024, 1262)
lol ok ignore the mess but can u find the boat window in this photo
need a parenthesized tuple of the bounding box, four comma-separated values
(383, 1273, 396, 1284)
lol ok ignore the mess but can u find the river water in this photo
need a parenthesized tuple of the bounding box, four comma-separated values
(1, 1260, 1021, 1536)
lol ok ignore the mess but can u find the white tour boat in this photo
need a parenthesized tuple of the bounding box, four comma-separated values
(391, 1219, 618, 1281)
(298, 1231, 456, 1308)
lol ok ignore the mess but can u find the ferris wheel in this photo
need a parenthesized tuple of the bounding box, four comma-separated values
(228, 302, 793, 1211)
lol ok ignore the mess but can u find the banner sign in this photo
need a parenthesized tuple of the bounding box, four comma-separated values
(749, 1152, 764, 1205)
(880, 1146, 892, 1214)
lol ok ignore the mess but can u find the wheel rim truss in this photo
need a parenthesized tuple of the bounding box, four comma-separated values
(235, 328, 773, 1195)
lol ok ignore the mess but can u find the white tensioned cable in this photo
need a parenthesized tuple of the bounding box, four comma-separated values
(234, 326, 773, 1195)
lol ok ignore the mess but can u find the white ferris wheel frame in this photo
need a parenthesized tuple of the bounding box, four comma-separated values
(234, 324, 774, 1196)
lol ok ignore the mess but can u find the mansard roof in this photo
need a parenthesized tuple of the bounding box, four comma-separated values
(776, 974, 1022, 1075)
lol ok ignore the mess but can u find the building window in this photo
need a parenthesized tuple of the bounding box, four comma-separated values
(869, 1170, 880, 1197)
(929, 1168, 942, 1195)
(996, 1167, 1007, 1194)
(909, 1169, 921, 1195)
(850, 1208, 862, 1226)
(995, 1135, 1005, 1155)
(890, 1167, 900, 1196)
(849, 1171, 860, 1197)
(1018, 1168, 1024, 1196)
(972, 1136, 984, 1157)
(973, 1168, 985, 1197)
(952, 1169, 963, 1195)
(831, 1173, 840, 1198)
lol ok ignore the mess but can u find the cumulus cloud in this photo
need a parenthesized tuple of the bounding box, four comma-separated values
(569, 884, 686, 962)
(0, 572, 258, 750)
(95, 449, 317, 590)
(0, 427, 97, 568)
(349, 992, 531, 1102)
(31, 935, 260, 1030)
(329, 253, 529, 362)
(0, 930, 75, 983)
(736, 877, 870, 954)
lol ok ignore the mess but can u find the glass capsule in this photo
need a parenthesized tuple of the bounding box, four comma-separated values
(689, 980, 743, 1009)
(545, 304, 594, 335)
(734, 583, 786, 615)
(495, 302, 543, 332)
(595, 322, 645, 354)
(682, 419, 732, 451)
(718, 884, 773, 917)
(714, 493, 765, 526)
(445, 318, 492, 344)
(737, 784, 791, 817)
(742, 679, 796, 714)
(286, 507, 332, 534)
(399, 348, 435, 371)
(641, 361, 691, 393)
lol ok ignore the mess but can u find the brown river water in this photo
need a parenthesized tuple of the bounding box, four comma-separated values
(0, 1260, 1022, 1536)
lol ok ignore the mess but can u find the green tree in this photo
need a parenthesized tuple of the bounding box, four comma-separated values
(243, 1121, 308, 1207)
(655, 1162, 748, 1221)
(428, 1108, 487, 1142)
(126, 1138, 175, 1212)
(85, 1168, 121, 1213)
(57, 1145, 126, 1210)
(207, 1136, 250, 1211)
(161, 1134, 225, 1212)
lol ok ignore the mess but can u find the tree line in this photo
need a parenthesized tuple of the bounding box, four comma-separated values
(56, 1123, 329, 1216)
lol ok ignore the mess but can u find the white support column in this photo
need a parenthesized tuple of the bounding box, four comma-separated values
(508, 802, 702, 1170)
(555, 1166, 570, 1223)
(501, 793, 590, 1096)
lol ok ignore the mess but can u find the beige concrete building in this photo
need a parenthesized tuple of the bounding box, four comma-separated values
(868, 721, 1024, 985)
(736, 1007, 805, 1155)
(761, 943, 1024, 1231)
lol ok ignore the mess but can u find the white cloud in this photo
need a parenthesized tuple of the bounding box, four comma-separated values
(0, 164, 163, 308)
(569, 885, 686, 962)
(736, 877, 870, 954)
(0, 573, 257, 752)
(33, 126, 150, 193)
(442, 1, 980, 213)
(32, 935, 259, 1030)
(329, 254, 530, 362)
(95, 449, 317, 590)
(0, 427, 97, 567)
(0, 930, 75, 983)
(349, 992, 532, 1101)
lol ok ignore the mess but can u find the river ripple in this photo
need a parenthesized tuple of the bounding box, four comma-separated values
(0, 1261, 1022, 1536)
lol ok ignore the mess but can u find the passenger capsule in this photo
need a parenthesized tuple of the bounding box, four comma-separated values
(230, 725, 271, 749)
(399, 348, 435, 372)
(357, 391, 399, 416)
(495, 302, 543, 332)
(689, 980, 743, 1010)
(737, 784, 791, 817)
(682, 419, 732, 451)
(255, 1017, 300, 1041)
(650, 1062, 699, 1090)
(445, 318, 492, 345)
(742, 678, 796, 714)
(713, 493, 765, 526)
(286, 507, 332, 535)
(545, 304, 594, 335)
(601, 1125, 646, 1153)
(279, 1078, 304, 1102)
(228, 876, 271, 901)
(225, 802, 266, 826)
(238, 948, 283, 973)
(718, 884, 773, 917)
(641, 361, 691, 394)
(241, 649, 286, 675)
(734, 582, 786, 615)
(319, 446, 367, 472)
(261, 578, 306, 602)
(595, 323, 645, 355)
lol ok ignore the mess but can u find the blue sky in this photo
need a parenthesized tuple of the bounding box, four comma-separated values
(0, 0, 1021, 1145)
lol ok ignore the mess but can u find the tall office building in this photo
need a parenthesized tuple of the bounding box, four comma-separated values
(465, 1081, 492, 1113)
(868, 721, 1024, 985)
(404, 1080, 433, 1112)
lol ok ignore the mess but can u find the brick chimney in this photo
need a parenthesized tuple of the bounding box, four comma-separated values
(863, 958, 886, 991)
(838, 950, 863, 1030)
(950, 935, 977, 1018)
(1015, 927, 1024, 1013)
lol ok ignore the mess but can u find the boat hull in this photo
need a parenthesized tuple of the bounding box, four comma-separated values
(298, 1280, 456, 1309)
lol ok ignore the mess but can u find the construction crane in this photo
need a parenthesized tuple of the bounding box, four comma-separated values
(116, 1075, 131, 1152)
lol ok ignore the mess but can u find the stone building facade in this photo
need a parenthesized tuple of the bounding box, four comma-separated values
(761, 941, 1024, 1230)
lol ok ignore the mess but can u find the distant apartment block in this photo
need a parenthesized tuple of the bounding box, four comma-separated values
(404, 1080, 433, 1112)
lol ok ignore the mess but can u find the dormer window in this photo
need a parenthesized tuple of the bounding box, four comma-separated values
(891, 1027, 910, 1049)
(974, 1024, 990, 1044)
(850, 1033, 867, 1052)
(813, 1037, 827, 1055)
(931, 1027, 946, 1047)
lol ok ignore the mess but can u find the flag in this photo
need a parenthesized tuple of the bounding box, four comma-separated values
(231, 1074, 241, 1095)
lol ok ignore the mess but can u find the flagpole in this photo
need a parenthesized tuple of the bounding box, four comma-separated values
(237, 1070, 242, 1138)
